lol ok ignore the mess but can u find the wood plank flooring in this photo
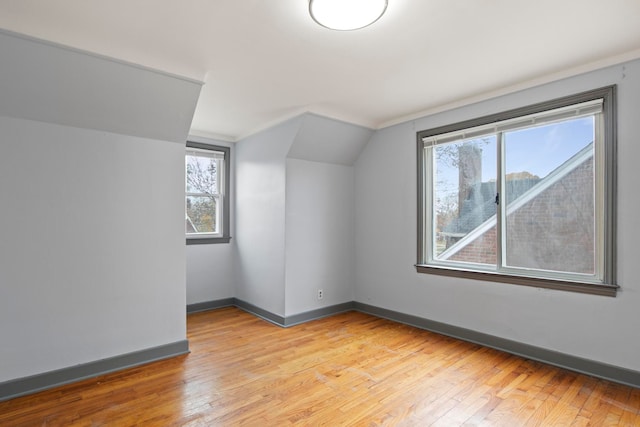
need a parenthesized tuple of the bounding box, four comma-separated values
(1, 307, 638, 426)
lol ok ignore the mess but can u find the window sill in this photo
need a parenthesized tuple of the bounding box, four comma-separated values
(186, 236, 231, 245)
(415, 264, 618, 297)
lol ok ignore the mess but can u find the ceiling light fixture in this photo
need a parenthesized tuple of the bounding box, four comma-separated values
(309, 0, 388, 31)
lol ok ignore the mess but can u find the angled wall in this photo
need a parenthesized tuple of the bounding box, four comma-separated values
(0, 31, 201, 392)
(0, 29, 200, 143)
(235, 113, 373, 319)
(284, 114, 373, 316)
(234, 118, 300, 317)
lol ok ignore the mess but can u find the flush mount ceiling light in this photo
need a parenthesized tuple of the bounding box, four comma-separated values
(309, 0, 388, 31)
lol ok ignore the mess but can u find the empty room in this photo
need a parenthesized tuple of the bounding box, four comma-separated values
(1, 1, 639, 425)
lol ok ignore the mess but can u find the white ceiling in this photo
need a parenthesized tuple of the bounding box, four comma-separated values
(1, 0, 639, 141)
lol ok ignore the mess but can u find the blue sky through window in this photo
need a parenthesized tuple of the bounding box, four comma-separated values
(434, 116, 595, 219)
(437, 116, 595, 187)
(503, 116, 594, 178)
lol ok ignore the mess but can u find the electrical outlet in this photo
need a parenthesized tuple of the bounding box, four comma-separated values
(317, 289, 324, 300)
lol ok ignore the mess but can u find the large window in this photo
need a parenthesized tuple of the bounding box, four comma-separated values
(186, 142, 230, 244)
(417, 86, 617, 296)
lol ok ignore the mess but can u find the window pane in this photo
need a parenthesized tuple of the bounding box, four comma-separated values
(433, 136, 497, 265)
(418, 87, 616, 293)
(186, 155, 219, 195)
(504, 117, 595, 274)
(186, 196, 218, 234)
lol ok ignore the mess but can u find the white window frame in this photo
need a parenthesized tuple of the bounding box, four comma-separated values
(186, 142, 231, 244)
(416, 86, 617, 296)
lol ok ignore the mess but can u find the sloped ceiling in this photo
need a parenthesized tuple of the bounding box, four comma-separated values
(0, 0, 639, 141)
(0, 30, 201, 143)
(288, 114, 374, 166)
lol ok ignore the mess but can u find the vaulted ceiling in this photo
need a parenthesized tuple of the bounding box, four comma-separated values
(1, 0, 639, 141)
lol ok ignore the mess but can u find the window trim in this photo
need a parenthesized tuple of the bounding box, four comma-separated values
(416, 86, 618, 296)
(186, 141, 231, 245)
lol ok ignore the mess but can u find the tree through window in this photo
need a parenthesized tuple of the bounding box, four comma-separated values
(186, 142, 230, 244)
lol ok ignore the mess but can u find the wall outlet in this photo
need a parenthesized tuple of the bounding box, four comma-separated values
(317, 289, 324, 300)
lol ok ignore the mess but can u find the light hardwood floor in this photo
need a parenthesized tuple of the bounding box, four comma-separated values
(1, 307, 638, 426)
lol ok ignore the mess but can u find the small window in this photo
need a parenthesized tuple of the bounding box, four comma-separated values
(186, 142, 230, 244)
(417, 86, 617, 296)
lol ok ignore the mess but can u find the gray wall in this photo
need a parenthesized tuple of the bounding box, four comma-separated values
(234, 119, 299, 316)
(354, 58, 640, 371)
(284, 158, 355, 315)
(185, 137, 236, 305)
(186, 244, 236, 304)
(0, 117, 187, 382)
(234, 114, 371, 317)
(0, 31, 199, 383)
